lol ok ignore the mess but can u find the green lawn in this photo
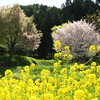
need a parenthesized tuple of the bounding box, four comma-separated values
(0, 59, 56, 78)
(0, 58, 73, 79)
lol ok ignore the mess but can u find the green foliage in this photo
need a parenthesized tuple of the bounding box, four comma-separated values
(0, 54, 11, 67)
(0, 59, 56, 77)
(0, 55, 38, 67)
(37, 59, 56, 66)
(51, 23, 68, 34)
(11, 55, 35, 66)
(0, 45, 7, 55)
(83, 10, 100, 33)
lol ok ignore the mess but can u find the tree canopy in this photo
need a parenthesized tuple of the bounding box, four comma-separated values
(0, 4, 42, 57)
(52, 20, 100, 62)
(20, 0, 99, 59)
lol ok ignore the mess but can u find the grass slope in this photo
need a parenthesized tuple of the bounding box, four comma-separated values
(0, 58, 56, 78)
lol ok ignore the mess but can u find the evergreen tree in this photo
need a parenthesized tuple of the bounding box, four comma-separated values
(37, 11, 54, 59)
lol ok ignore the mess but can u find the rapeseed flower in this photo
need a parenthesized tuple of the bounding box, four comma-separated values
(74, 90, 85, 100)
(54, 40, 61, 52)
(30, 63, 35, 71)
(1, 60, 100, 100)
(97, 46, 100, 52)
(97, 66, 100, 73)
(89, 45, 96, 53)
(60, 68, 67, 74)
(91, 62, 97, 66)
(79, 64, 85, 71)
(64, 46, 70, 53)
(5, 70, 12, 77)
(70, 66, 76, 73)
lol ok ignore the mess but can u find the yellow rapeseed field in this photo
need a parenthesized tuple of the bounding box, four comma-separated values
(0, 61, 100, 100)
(0, 41, 100, 100)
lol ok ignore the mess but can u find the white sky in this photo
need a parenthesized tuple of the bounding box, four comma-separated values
(0, 0, 66, 8)
(0, 0, 96, 8)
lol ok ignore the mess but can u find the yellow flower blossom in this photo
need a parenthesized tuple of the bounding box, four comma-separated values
(91, 62, 97, 66)
(60, 68, 67, 74)
(54, 52, 62, 59)
(5, 70, 12, 77)
(79, 64, 85, 71)
(97, 66, 100, 73)
(24, 65, 30, 73)
(74, 90, 85, 100)
(41, 69, 50, 76)
(64, 46, 70, 53)
(53, 62, 60, 68)
(54, 40, 61, 52)
(1, 58, 100, 100)
(97, 46, 100, 52)
(89, 45, 96, 53)
(70, 66, 76, 73)
(30, 63, 35, 71)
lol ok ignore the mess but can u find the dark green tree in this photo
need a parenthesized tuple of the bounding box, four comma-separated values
(37, 11, 54, 59)
(83, 10, 100, 33)
(71, 0, 84, 20)
(83, 0, 99, 14)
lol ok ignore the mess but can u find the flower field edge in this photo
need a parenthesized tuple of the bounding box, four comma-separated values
(0, 62, 100, 100)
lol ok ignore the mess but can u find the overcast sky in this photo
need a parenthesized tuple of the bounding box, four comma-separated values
(0, 0, 67, 8)
(0, 0, 96, 8)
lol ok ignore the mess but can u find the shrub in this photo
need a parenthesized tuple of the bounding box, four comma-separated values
(0, 54, 11, 67)
(0, 55, 38, 67)
(52, 20, 100, 62)
(0, 45, 7, 55)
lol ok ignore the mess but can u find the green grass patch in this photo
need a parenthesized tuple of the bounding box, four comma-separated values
(37, 59, 56, 66)
(0, 59, 55, 77)
(0, 57, 74, 79)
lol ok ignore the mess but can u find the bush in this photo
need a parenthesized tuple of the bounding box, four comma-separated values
(14, 46, 34, 57)
(0, 45, 7, 55)
(84, 10, 100, 33)
(0, 54, 11, 67)
(0, 55, 38, 67)
(52, 20, 100, 62)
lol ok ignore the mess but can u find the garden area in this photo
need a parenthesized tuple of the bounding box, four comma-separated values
(0, 1, 100, 100)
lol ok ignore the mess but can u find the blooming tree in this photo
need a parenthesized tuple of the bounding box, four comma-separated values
(52, 20, 100, 59)
(0, 4, 42, 56)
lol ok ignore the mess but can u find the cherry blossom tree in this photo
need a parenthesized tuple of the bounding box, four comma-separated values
(52, 20, 100, 59)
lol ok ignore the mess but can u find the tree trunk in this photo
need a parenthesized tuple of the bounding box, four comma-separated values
(8, 42, 15, 67)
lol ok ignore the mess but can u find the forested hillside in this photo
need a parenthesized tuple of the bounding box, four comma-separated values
(20, 0, 100, 59)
